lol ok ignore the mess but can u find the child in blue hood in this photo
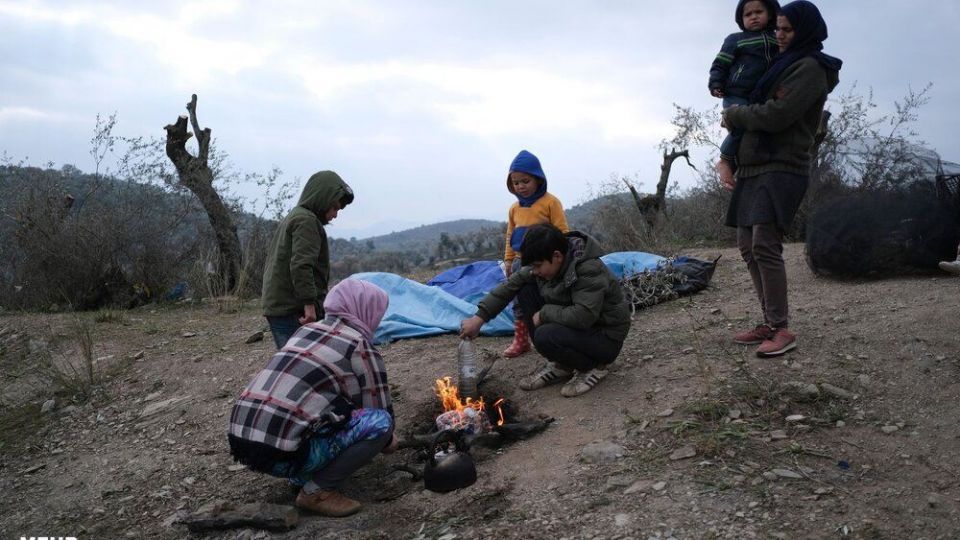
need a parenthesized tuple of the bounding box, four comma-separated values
(500, 150, 569, 359)
(709, 0, 781, 189)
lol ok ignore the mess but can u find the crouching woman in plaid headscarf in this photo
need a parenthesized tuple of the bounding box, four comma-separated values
(228, 279, 396, 517)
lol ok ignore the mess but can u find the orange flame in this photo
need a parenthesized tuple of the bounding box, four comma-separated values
(435, 376, 485, 413)
(493, 398, 505, 426)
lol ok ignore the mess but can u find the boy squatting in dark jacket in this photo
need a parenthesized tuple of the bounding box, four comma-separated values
(709, 0, 780, 186)
(460, 224, 631, 398)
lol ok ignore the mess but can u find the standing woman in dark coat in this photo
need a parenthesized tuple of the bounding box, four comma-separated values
(722, 0, 842, 357)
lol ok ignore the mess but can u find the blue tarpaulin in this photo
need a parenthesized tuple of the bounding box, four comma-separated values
(353, 251, 670, 344)
(426, 261, 505, 304)
(600, 252, 666, 279)
(351, 271, 515, 344)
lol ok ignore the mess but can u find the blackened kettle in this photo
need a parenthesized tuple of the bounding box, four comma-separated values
(423, 429, 477, 493)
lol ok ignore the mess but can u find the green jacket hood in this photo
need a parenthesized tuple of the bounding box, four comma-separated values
(557, 231, 603, 285)
(298, 171, 354, 218)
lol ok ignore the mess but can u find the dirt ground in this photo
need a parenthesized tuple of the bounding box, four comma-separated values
(2, 243, 959, 540)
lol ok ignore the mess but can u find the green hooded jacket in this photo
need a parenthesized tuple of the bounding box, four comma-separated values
(261, 171, 354, 317)
(725, 57, 840, 178)
(476, 231, 631, 342)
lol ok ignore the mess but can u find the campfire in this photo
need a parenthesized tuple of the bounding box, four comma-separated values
(434, 377, 505, 434)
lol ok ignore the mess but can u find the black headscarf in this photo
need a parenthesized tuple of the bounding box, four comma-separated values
(749, 0, 843, 104)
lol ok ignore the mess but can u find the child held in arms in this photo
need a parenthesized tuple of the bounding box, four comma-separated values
(709, 0, 781, 189)
(460, 224, 630, 397)
(499, 150, 569, 359)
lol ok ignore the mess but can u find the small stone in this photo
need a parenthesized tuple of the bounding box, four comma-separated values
(769, 430, 788, 440)
(819, 383, 854, 400)
(133, 350, 145, 360)
(624, 480, 655, 495)
(22, 463, 46, 474)
(835, 420, 846, 428)
(669, 446, 697, 461)
(614, 513, 631, 527)
(657, 408, 674, 417)
(191, 355, 203, 363)
(785, 414, 805, 423)
(605, 475, 634, 492)
(927, 493, 943, 508)
(245, 331, 264, 344)
(41, 399, 56, 414)
(762, 472, 778, 481)
(182, 332, 197, 338)
(728, 409, 742, 420)
(682, 347, 695, 354)
(228, 464, 247, 472)
(881, 425, 899, 434)
(144, 391, 162, 402)
(772, 468, 803, 479)
(581, 441, 626, 463)
(783, 381, 819, 400)
(182, 476, 196, 485)
(652, 481, 667, 491)
(710, 308, 721, 314)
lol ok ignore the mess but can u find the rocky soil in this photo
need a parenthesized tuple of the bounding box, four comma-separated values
(2, 243, 959, 539)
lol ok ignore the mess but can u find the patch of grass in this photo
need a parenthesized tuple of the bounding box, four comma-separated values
(142, 322, 163, 335)
(666, 418, 702, 435)
(94, 309, 126, 324)
(685, 399, 730, 422)
(33, 315, 103, 402)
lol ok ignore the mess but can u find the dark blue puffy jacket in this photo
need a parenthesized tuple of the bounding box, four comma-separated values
(708, 30, 779, 98)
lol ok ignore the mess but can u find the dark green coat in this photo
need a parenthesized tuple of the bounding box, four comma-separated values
(725, 57, 840, 178)
(261, 171, 353, 317)
(476, 231, 631, 342)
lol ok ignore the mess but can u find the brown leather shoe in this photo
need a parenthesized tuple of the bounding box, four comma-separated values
(295, 488, 362, 517)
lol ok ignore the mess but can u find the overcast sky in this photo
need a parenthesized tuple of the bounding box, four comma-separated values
(2, 1, 957, 238)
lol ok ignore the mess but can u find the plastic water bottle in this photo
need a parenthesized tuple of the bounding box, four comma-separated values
(457, 338, 479, 400)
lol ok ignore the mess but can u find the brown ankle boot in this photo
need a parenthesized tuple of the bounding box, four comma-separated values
(295, 488, 362, 517)
(503, 319, 532, 358)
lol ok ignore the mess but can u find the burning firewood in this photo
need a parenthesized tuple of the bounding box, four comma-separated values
(492, 417, 554, 440)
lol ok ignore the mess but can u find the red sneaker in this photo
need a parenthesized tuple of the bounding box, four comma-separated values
(756, 328, 796, 358)
(733, 324, 775, 345)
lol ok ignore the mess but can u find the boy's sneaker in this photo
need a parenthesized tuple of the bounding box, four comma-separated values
(560, 367, 608, 398)
(733, 324, 776, 345)
(519, 362, 572, 391)
(939, 259, 960, 275)
(756, 328, 796, 358)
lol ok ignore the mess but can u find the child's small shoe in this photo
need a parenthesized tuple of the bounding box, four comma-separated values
(560, 367, 608, 397)
(503, 320, 532, 358)
(938, 259, 960, 275)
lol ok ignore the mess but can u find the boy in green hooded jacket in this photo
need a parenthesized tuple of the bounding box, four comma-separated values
(262, 171, 354, 349)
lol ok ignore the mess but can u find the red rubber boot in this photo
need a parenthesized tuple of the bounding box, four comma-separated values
(503, 319, 532, 358)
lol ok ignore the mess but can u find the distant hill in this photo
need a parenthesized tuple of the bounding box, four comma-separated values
(565, 192, 632, 231)
(348, 218, 504, 252)
(331, 193, 638, 256)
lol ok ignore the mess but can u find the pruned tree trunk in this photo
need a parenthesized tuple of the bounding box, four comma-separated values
(624, 148, 696, 229)
(163, 94, 242, 292)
